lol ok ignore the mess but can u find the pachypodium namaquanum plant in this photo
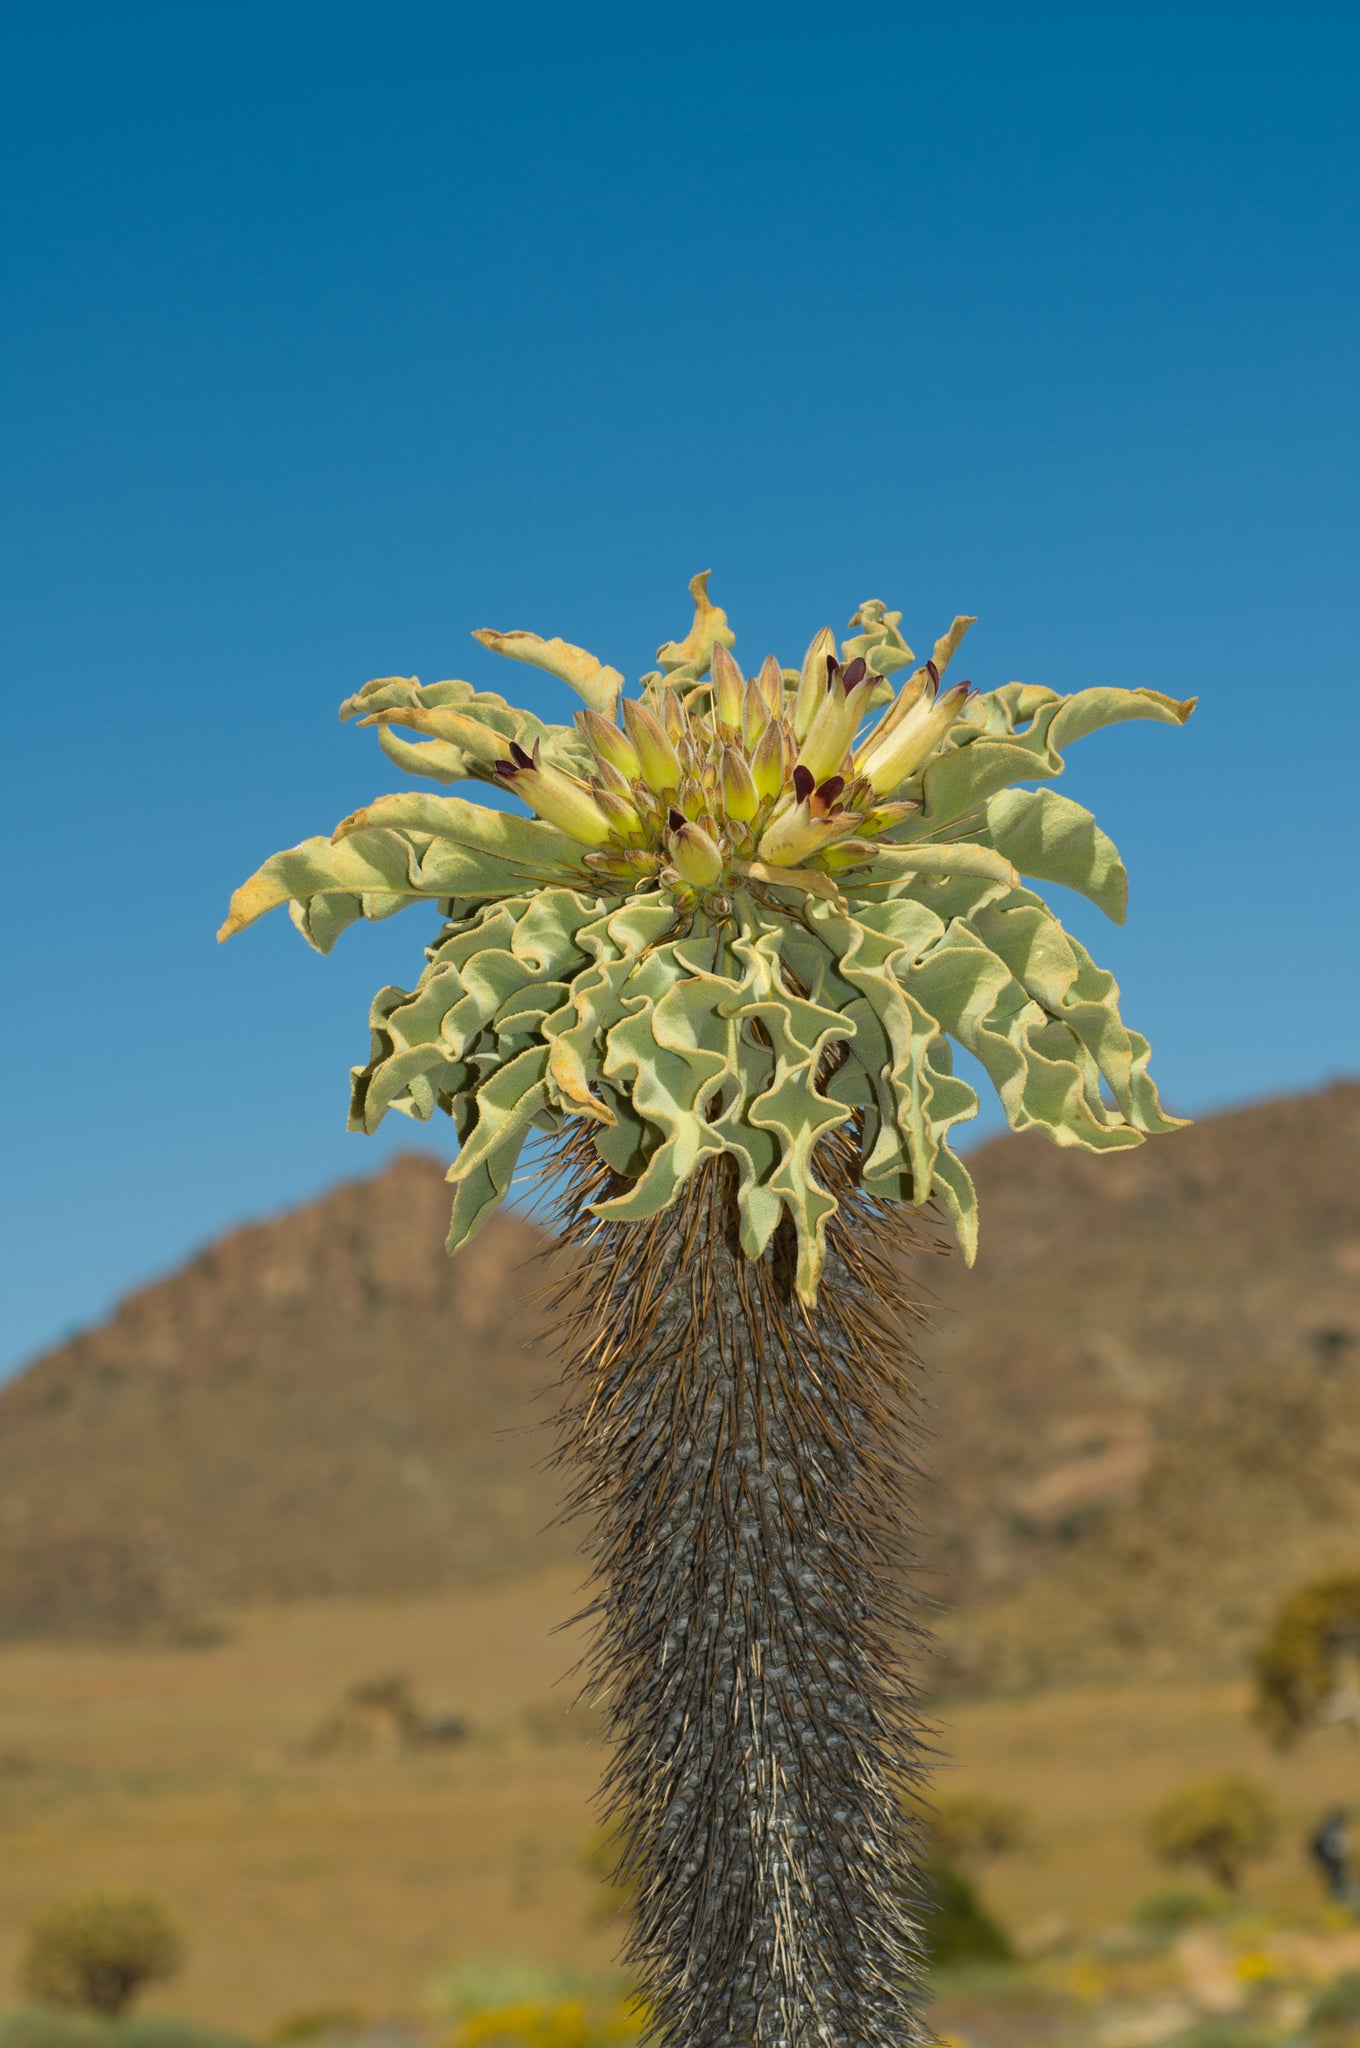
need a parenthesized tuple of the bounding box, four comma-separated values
(221, 573, 1193, 2047)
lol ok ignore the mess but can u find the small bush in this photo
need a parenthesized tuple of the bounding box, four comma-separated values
(20, 1891, 186, 2019)
(927, 1860, 1014, 1967)
(1253, 1576, 1360, 1748)
(1309, 1971, 1360, 2047)
(1146, 1777, 1279, 1892)
(1133, 1887, 1221, 1934)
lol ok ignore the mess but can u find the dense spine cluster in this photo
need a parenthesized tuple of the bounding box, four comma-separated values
(547, 1129, 941, 2048)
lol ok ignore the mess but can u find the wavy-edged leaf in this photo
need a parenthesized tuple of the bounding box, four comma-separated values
(340, 674, 583, 783)
(840, 600, 917, 678)
(333, 791, 579, 868)
(850, 841, 1020, 892)
(471, 626, 624, 718)
(444, 1044, 551, 1254)
(895, 684, 1196, 838)
(910, 921, 1149, 1153)
(975, 787, 1128, 922)
(220, 832, 436, 950)
(798, 896, 976, 1218)
(592, 950, 729, 1221)
(728, 924, 856, 1300)
(969, 891, 1186, 1135)
(653, 570, 737, 684)
(930, 1137, 979, 1263)
(220, 806, 588, 951)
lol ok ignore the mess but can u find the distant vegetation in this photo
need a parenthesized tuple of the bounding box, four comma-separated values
(927, 1861, 1014, 1966)
(1254, 1577, 1360, 1748)
(926, 1791, 1031, 1873)
(19, 1893, 184, 2019)
(0, 1080, 1355, 1699)
(1146, 1777, 1281, 1893)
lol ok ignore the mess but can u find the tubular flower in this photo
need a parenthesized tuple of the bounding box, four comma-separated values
(220, 572, 1195, 1302)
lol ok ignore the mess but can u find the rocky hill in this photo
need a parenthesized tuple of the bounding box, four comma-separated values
(1, 1080, 1357, 1687)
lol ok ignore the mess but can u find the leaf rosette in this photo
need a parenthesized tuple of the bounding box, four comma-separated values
(221, 572, 1193, 1300)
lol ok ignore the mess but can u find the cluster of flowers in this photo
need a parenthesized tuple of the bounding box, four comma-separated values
(494, 633, 970, 909)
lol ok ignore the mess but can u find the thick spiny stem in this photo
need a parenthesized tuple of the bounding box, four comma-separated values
(545, 1130, 942, 2048)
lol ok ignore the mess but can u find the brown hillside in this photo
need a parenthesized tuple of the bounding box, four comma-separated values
(924, 1077, 1360, 1689)
(0, 1166, 572, 1620)
(1, 1080, 1357, 1684)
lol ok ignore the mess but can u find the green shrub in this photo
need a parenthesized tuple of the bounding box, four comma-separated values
(269, 2013, 367, 2045)
(1309, 1971, 1360, 2047)
(1165, 2024, 1280, 2048)
(927, 1860, 1013, 1967)
(1133, 1887, 1221, 1933)
(451, 1999, 643, 2046)
(19, 1892, 186, 2019)
(0, 2017, 249, 2048)
(1146, 1777, 1279, 1892)
(0, 2011, 104, 2048)
(1253, 1576, 1360, 1748)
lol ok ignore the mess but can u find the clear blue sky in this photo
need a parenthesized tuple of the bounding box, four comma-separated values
(4, 3, 1356, 1378)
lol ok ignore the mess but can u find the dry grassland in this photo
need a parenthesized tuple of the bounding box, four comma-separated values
(0, 1569, 1356, 2035)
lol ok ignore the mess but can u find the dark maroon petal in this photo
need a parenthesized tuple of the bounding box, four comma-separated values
(494, 758, 519, 778)
(816, 774, 846, 803)
(792, 765, 815, 803)
(668, 805, 686, 831)
(841, 657, 866, 690)
(509, 739, 534, 770)
(824, 654, 839, 687)
(925, 660, 939, 686)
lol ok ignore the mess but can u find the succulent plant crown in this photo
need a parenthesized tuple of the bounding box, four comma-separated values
(221, 573, 1194, 1300)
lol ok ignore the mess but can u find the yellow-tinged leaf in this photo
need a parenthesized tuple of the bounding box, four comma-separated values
(654, 570, 737, 677)
(471, 627, 625, 717)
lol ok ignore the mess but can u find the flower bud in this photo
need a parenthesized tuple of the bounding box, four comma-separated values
(711, 643, 745, 732)
(821, 840, 880, 874)
(666, 814, 725, 887)
(592, 787, 645, 843)
(721, 746, 760, 822)
(757, 653, 785, 713)
(756, 800, 825, 867)
(495, 741, 614, 845)
(857, 682, 971, 793)
(660, 689, 687, 742)
(858, 799, 921, 834)
(742, 678, 771, 750)
(750, 721, 786, 801)
(592, 754, 635, 802)
(853, 671, 928, 759)
(796, 675, 875, 784)
(582, 849, 640, 878)
(793, 627, 837, 741)
(621, 697, 682, 794)
(577, 708, 641, 779)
